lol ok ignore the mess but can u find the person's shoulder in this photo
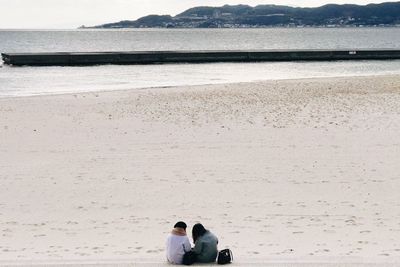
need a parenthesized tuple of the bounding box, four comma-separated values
(208, 231, 218, 239)
(169, 233, 189, 240)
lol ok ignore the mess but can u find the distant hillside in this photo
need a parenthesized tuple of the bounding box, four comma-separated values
(86, 2, 400, 28)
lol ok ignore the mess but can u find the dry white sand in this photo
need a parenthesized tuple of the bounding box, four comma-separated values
(1, 75, 400, 265)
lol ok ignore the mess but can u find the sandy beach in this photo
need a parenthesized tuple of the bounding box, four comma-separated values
(1, 75, 400, 265)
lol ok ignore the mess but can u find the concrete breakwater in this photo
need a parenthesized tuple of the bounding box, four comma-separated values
(2, 49, 400, 66)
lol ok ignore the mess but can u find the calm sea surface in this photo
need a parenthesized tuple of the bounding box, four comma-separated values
(1, 28, 400, 97)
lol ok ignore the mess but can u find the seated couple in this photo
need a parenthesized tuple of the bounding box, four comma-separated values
(166, 221, 218, 265)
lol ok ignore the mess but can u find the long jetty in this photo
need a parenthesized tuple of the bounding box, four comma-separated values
(2, 49, 400, 66)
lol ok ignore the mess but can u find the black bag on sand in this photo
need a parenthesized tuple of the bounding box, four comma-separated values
(182, 250, 196, 265)
(217, 249, 233, 264)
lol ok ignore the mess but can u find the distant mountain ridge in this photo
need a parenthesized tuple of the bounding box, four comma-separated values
(86, 2, 400, 28)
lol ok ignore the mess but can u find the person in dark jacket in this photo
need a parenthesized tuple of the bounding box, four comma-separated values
(192, 223, 218, 263)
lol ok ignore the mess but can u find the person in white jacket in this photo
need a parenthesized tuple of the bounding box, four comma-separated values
(166, 221, 192, 264)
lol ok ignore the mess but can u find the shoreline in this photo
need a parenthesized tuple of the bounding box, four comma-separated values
(1, 75, 400, 263)
(0, 73, 398, 100)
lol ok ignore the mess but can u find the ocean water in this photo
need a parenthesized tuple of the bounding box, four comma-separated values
(1, 28, 400, 97)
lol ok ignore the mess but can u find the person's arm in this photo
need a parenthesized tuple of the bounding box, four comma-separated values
(183, 237, 191, 252)
(193, 239, 203, 255)
(166, 235, 170, 252)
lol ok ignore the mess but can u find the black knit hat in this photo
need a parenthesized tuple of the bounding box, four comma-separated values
(174, 221, 187, 229)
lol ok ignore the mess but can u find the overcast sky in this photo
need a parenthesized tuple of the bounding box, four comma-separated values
(0, 0, 388, 29)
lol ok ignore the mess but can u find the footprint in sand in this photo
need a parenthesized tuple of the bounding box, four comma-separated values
(114, 251, 133, 255)
(33, 234, 46, 237)
(379, 253, 390, 256)
(283, 249, 294, 253)
(66, 232, 77, 236)
(75, 252, 91, 256)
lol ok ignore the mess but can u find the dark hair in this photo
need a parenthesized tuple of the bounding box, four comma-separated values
(192, 223, 207, 243)
(174, 221, 187, 230)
